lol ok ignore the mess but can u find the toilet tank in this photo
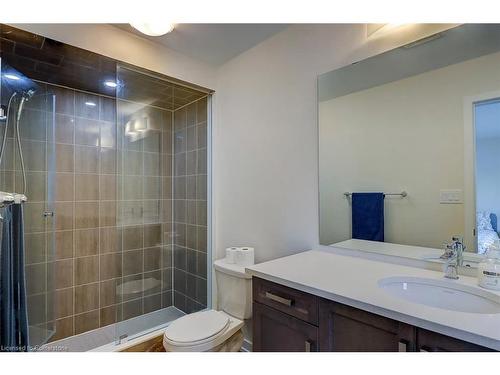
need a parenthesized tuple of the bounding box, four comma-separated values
(214, 259, 252, 319)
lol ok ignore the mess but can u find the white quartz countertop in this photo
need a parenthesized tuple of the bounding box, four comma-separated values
(245, 249, 500, 350)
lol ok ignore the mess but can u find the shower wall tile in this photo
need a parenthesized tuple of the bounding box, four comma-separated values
(100, 174, 116, 200)
(74, 310, 99, 335)
(100, 278, 119, 307)
(74, 201, 99, 228)
(20, 109, 47, 141)
(144, 294, 162, 314)
(55, 288, 74, 319)
(144, 247, 161, 272)
(75, 173, 99, 200)
(55, 114, 75, 144)
(122, 299, 142, 321)
(75, 118, 100, 146)
(100, 253, 122, 280)
(74, 228, 99, 257)
(55, 230, 73, 260)
(123, 249, 143, 276)
(26, 263, 46, 295)
(99, 97, 115, 123)
(56, 144, 74, 172)
(25, 232, 47, 264)
(55, 259, 73, 289)
(74, 256, 99, 285)
(74, 282, 99, 314)
(99, 201, 117, 227)
(172, 98, 208, 312)
(55, 173, 74, 201)
(49, 86, 75, 116)
(19, 140, 46, 171)
(100, 121, 116, 148)
(52, 317, 74, 341)
(100, 305, 117, 327)
(100, 148, 116, 174)
(75, 91, 99, 120)
(55, 202, 74, 231)
(99, 227, 119, 253)
(74, 145, 99, 173)
(24, 202, 45, 233)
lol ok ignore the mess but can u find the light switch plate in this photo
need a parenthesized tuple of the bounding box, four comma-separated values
(440, 189, 463, 204)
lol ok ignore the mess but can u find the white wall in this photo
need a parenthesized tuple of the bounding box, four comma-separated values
(213, 24, 456, 263)
(12, 23, 216, 90)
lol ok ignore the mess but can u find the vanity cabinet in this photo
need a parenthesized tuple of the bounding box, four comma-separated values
(318, 300, 415, 352)
(252, 277, 495, 352)
(253, 277, 319, 351)
(416, 328, 494, 352)
(253, 303, 319, 351)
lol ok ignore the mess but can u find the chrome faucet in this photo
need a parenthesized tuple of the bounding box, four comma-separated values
(443, 236, 465, 280)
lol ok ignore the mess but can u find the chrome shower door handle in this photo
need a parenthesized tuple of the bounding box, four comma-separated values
(43, 211, 54, 217)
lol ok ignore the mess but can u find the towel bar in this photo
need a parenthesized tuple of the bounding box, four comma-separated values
(344, 191, 407, 198)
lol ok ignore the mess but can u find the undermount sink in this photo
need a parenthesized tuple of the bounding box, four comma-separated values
(378, 276, 500, 314)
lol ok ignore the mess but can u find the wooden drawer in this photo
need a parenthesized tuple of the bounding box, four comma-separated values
(253, 302, 319, 352)
(417, 329, 494, 352)
(252, 277, 319, 325)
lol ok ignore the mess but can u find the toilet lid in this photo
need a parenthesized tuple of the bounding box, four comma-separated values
(164, 310, 230, 344)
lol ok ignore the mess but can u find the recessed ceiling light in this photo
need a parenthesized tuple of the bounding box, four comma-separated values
(104, 80, 117, 88)
(85, 101, 97, 107)
(130, 22, 175, 37)
(4, 73, 20, 80)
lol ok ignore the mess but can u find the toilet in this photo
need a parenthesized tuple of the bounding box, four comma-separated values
(163, 259, 252, 352)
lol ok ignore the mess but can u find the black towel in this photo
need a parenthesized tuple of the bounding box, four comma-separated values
(351, 193, 384, 242)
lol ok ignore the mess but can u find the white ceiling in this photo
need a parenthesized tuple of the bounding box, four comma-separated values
(113, 24, 289, 66)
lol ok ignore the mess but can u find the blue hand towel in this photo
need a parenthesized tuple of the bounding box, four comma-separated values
(351, 193, 384, 242)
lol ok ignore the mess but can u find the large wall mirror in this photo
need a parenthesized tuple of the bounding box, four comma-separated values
(318, 24, 500, 258)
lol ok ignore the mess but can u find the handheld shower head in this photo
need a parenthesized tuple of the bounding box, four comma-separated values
(21, 89, 36, 100)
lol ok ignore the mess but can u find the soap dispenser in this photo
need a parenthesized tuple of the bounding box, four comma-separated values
(478, 240, 500, 291)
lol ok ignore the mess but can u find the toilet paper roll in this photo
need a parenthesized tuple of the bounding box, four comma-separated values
(225, 247, 239, 264)
(235, 247, 255, 266)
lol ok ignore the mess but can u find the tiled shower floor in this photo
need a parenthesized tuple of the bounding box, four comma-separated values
(39, 306, 185, 352)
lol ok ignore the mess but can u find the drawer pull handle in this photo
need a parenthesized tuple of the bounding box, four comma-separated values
(265, 291, 293, 306)
(398, 340, 408, 352)
(305, 339, 312, 352)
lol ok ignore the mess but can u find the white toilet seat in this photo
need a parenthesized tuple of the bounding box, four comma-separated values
(163, 310, 243, 352)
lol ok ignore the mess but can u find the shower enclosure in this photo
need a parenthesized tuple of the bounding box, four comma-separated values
(0, 24, 211, 351)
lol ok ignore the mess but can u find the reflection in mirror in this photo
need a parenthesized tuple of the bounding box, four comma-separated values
(474, 101, 500, 254)
(318, 24, 500, 256)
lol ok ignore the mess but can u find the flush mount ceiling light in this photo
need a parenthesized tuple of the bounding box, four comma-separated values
(129, 22, 175, 36)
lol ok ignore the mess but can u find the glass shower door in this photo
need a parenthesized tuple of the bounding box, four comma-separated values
(19, 89, 56, 348)
(114, 63, 210, 345)
(0, 61, 56, 348)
